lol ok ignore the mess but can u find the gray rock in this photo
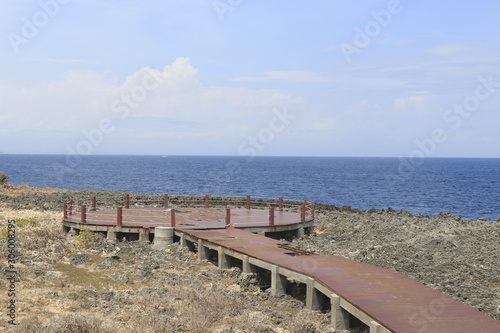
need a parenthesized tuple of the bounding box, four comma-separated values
(70, 253, 93, 266)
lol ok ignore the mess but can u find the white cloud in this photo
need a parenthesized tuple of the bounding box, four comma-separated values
(392, 95, 431, 114)
(0, 58, 305, 149)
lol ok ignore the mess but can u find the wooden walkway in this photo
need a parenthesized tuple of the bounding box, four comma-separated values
(181, 228, 500, 333)
(62, 197, 500, 332)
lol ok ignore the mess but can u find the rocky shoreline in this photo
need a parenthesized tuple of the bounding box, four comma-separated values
(0, 185, 499, 332)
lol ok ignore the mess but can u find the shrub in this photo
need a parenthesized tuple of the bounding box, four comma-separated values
(74, 228, 100, 249)
(0, 172, 8, 185)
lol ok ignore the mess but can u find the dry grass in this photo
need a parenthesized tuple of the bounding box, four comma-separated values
(0, 205, 331, 333)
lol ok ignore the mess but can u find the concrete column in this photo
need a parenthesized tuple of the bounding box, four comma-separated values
(179, 233, 187, 248)
(139, 230, 149, 242)
(297, 227, 305, 238)
(271, 265, 287, 296)
(68, 227, 77, 236)
(218, 246, 231, 269)
(331, 294, 349, 330)
(198, 239, 210, 261)
(306, 277, 321, 310)
(257, 231, 266, 236)
(106, 231, 117, 242)
(153, 227, 174, 248)
(242, 256, 257, 273)
(370, 321, 382, 333)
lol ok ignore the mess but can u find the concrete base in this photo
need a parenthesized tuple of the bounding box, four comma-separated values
(198, 239, 210, 261)
(218, 247, 231, 269)
(139, 231, 149, 242)
(243, 256, 257, 273)
(106, 231, 117, 242)
(271, 265, 288, 296)
(306, 277, 321, 310)
(331, 294, 349, 330)
(153, 227, 174, 248)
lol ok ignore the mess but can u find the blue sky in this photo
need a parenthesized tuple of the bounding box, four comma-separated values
(0, 0, 499, 157)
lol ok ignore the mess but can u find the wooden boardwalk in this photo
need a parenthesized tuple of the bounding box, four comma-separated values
(181, 228, 500, 333)
(62, 197, 500, 333)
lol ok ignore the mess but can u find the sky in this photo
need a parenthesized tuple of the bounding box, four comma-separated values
(0, 0, 499, 158)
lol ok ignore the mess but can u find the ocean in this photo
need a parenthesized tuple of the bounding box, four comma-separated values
(1, 154, 499, 221)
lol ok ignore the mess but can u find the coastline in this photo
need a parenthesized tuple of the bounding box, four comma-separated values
(0, 185, 498, 331)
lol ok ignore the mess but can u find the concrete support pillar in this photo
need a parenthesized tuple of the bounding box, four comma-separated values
(306, 277, 321, 310)
(370, 321, 382, 333)
(153, 227, 174, 248)
(297, 227, 305, 238)
(139, 230, 149, 242)
(106, 231, 117, 242)
(198, 239, 210, 261)
(68, 227, 77, 236)
(257, 231, 266, 236)
(271, 266, 287, 296)
(218, 246, 230, 269)
(242, 256, 257, 273)
(179, 233, 187, 248)
(331, 294, 349, 331)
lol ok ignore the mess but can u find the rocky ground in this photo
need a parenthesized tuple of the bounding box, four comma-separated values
(0, 186, 330, 333)
(0, 185, 499, 332)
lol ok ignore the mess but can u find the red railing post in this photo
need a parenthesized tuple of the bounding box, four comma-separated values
(117, 207, 122, 226)
(278, 197, 283, 211)
(81, 205, 86, 224)
(205, 195, 209, 208)
(171, 209, 176, 227)
(164, 194, 169, 208)
(301, 204, 306, 222)
(269, 207, 275, 226)
(125, 194, 130, 209)
(91, 196, 96, 211)
(246, 195, 251, 209)
(69, 199, 73, 214)
(311, 203, 315, 219)
(225, 208, 231, 226)
(63, 203, 68, 219)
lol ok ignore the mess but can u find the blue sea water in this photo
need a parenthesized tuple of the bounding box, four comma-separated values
(1, 154, 499, 221)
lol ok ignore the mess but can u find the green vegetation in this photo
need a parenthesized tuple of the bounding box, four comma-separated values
(74, 228, 101, 250)
(0, 172, 8, 185)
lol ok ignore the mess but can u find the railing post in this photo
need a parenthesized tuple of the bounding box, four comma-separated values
(63, 203, 67, 219)
(117, 207, 122, 226)
(278, 197, 283, 211)
(125, 194, 130, 209)
(301, 204, 306, 222)
(69, 199, 73, 215)
(164, 194, 169, 208)
(91, 196, 96, 211)
(246, 195, 251, 209)
(171, 209, 176, 227)
(311, 203, 315, 219)
(269, 207, 275, 226)
(81, 205, 86, 224)
(205, 195, 209, 208)
(225, 208, 231, 226)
